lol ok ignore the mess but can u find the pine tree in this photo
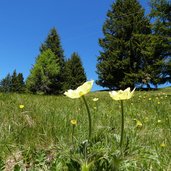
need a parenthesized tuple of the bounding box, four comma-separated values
(27, 28, 65, 94)
(26, 49, 60, 94)
(17, 73, 25, 93)
(96, 0, 152, 89)
(0, 71, 25, 93)
(150, 0, 171, 84)
(11, 70, 18, 92)
(40, 28, 65, 67)
(0, 73, 12, 92)
(40, 28, 65, 93)
(64, 52, 87, 90)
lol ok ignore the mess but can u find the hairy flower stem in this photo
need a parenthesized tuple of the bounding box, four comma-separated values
(82, 96, 92, 140)
(120, 100, 124, 149)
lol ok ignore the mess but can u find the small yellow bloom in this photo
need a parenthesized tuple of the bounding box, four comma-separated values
(134, 119, 143, 128)
(149, 98, 151, 101)
(93, 106, 97, 110)
(19, 105, 24, 109)
(157, 120, 162, 123)
(109, 87, 135, 100)
(160, 142, 166, 148)
(92, 98, 99, 102)
(157, 101, 160, 104)
(64, 80, 94, 99)
(136, 120, 142, 128)
(71, 119, 77, 125)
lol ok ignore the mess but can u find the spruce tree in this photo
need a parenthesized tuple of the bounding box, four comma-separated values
(64, 52, 87, 90)
(96, 0, 151, 89)
(40, 28, 65, 67)
(11, 70, 18, 92)
(26, 49, 60, 94)
(0, 71, 25, 93)
(27, 28, 65, 94)
(40, 28, 65, 93)
(17, 73, 25, 93)
(150, 0, 171, 84)
(0, 73, 12, 92)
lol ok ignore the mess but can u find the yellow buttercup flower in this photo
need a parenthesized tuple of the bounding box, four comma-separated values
(92, 98, 99, 102)
(160, 142, 166, 148)
(109, 87, 135, 100)
(64, 80, 94, 99)
(158, 119, 162, 123)
(134, 119, 143, 128)
(71, 119, 77, 125)
(136, 120, 142, 128)
(19, 105, 24, 109)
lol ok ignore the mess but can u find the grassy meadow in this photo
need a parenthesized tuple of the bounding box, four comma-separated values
(0, 88, 170, 170)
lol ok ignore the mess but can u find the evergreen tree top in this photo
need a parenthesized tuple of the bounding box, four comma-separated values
(40, 28, 65, 65)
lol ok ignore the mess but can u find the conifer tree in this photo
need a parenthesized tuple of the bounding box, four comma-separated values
(27, 28, 65, 94)
(26, 49, 60, 94)
(96, 0, 152, 89)
(40, 28, 65, 93)
(40, 28, 65, 67)
(11, 70, 25, 92)
(150, 0, 171, 84)
(11, 70, 18, 92)
(0, 73, 12, 92)
(16, 73, 25, 92)
(64, 52, 86, 90)
(0, 71, 25, 93)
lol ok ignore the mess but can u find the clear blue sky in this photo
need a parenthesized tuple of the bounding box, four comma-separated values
(0, 0, 153, 91)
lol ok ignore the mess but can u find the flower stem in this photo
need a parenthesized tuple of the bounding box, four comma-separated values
(120, 100, 124, 148)
(72, 125, 75, 145)
(82, 96, 92, 140)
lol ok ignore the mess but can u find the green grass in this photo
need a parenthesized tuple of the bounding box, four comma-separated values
(0, 88, 170, 170)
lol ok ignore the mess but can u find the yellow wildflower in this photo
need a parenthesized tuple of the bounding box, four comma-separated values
(160, 142, 166, 148)
(19, 105, 24, 109)
(64, 80, 94, 99)
(157, 120, 161, 123)
(136, 120, 142, 128)
(134, 119, 143, 128)
(92, 98, 99, 102)
(149, 98, 151, 101)
(109, 87, 135, 100)
(71, 119, 77, 125)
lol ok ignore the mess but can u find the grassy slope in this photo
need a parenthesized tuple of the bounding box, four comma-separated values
(0, 87, 170, 170)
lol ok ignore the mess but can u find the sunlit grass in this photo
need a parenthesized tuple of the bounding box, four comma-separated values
(0, 88, 170, 170)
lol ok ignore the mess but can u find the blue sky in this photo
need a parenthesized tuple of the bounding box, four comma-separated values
(0, 0, 153, 91)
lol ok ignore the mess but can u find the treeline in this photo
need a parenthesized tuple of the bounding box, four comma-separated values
(0, 70, 25, 93)
(0, 0, 171, 93)
(0, 28, 87, 94)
